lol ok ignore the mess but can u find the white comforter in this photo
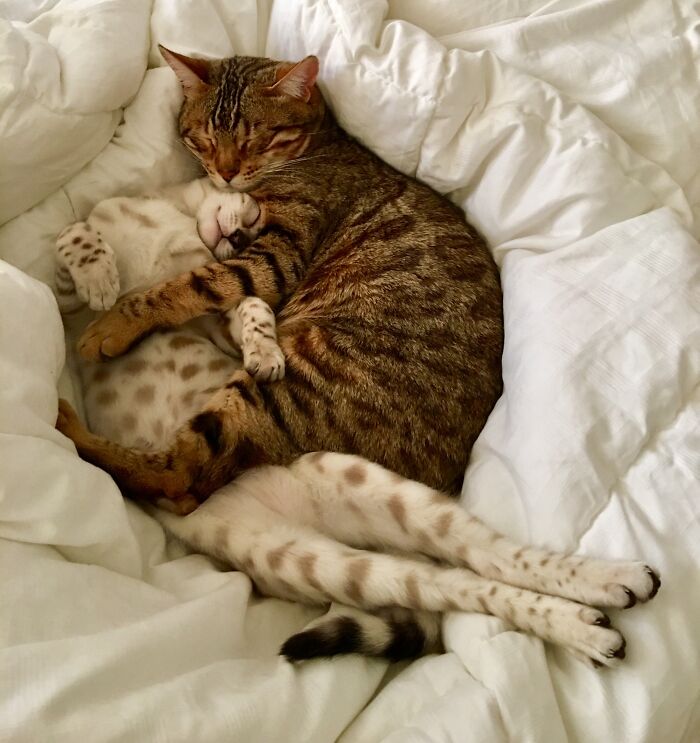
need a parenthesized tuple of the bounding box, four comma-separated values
(1, 1, 699, 741)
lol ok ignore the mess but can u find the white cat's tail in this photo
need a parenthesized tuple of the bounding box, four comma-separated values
(148, 503, 442, 661)
(280, 605, 442, 662)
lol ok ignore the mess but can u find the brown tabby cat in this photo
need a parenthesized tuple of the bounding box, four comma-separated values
(57, 47, 503, 514)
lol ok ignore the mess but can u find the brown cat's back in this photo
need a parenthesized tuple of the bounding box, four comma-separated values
(264, 137, 503, 490)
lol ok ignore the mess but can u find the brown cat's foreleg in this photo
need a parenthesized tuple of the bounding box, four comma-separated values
(77, 202, 318, 362)
(56, 399, 200, 514)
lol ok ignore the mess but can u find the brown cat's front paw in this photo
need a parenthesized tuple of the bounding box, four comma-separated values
(78, 305, 147, 361)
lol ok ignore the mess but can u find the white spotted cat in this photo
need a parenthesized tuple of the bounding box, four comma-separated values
(54, 181, 660, 665)
(56, 179, 284, 448)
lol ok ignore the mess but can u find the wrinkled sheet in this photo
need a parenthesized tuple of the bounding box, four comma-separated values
(0, 1, 698, 741)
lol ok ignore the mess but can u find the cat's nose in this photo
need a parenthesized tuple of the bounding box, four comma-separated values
(218, 169, 237, 183)
(228, 229, 251, 251)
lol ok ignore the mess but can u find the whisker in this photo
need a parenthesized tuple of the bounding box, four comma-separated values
(261, 154, 330, 175)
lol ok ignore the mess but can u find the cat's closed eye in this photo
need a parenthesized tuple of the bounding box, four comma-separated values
(264, 129, 300, 151)
(183, 134, 215, 154)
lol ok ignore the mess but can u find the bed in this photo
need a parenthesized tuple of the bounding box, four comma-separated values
(1, 1, 698, 740)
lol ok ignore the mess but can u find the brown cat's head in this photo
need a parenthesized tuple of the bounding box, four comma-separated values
(159, 46, 324, 191)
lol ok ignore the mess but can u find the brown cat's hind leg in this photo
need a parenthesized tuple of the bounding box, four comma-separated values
(56, 399, 199, 514)
(56, 368, 293, 511)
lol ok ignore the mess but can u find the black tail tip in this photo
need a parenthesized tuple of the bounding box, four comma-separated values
(384, 619, 427, 661)
(280, 615, 428, 662)
(280, 630, 323, 662)
(280, 616, 363, 661)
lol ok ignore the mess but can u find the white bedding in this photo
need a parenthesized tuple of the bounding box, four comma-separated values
(1, 1, 699, 741)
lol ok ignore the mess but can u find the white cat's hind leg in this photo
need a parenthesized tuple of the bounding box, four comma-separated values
(289, 453, 661, 609)
(149, 470, 626, 667)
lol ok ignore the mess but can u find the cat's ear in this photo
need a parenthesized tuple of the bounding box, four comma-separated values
(159, 45, 211, 97)
(264, 56, 319, 102)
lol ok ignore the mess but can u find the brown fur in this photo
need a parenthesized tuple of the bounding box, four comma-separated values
(62, 49, 503, 513)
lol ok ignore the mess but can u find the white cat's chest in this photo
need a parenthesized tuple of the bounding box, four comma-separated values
(90, 198, 211, 296)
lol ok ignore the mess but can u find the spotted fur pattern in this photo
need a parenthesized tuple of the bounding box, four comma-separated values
(55, 182, 283, 450)
(58, 49, 504, 511)
(135, 452, 658, 666)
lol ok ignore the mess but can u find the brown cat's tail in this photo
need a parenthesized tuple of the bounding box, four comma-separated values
(280, 606, 442, 662)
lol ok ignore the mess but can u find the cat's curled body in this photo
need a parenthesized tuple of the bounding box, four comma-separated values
(55, 181, 660, 666)
(58, 50, 505, 511)
(56, 178, 284, 453)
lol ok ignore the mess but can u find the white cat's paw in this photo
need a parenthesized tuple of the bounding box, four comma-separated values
(56, 222, 120, 311)
(547, 602, 627, 668)
(572, 618, 627, 668)
(218, 193, 261, 238)
(592, 562, 660, 608)
(570, 560, 661, 609)
(196, 200, 223, 249)
(243, 339, 285, 382)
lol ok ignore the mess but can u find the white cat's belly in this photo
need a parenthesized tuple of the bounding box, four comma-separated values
(82, 330, 240, 450)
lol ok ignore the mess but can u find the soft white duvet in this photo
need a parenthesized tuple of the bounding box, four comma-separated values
(1, 1, 698, 741)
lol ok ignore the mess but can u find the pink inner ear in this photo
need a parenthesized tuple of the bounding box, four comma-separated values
(159, 45, 210, 96)
(267, 56, 319, 102)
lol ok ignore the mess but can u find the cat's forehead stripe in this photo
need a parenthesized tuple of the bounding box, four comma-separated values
(213, 60, 253, 130)
(210, 58, 277, 131)
(211, 64, 237, 129)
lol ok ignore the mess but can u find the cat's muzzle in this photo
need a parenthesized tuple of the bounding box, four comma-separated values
(213, 229, 252, 261)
